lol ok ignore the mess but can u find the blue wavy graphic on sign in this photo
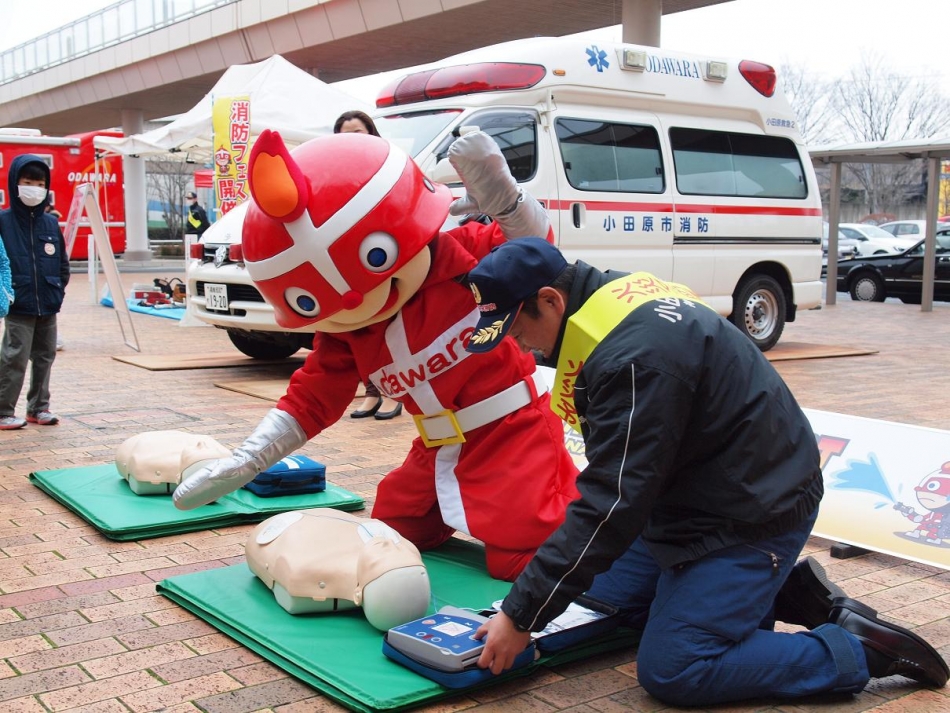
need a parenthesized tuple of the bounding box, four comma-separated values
(827, 453, 895, 506)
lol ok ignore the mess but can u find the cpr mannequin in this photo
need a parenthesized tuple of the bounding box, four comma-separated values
(245, 509, 431, 631)
(115, 431, 232, 495)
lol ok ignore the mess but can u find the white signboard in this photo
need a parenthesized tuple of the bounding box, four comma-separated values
(808, 408, 950, 571)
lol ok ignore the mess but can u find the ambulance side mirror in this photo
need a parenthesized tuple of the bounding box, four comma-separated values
(425, 124, 481, 186)
(426, 158, 461, 186)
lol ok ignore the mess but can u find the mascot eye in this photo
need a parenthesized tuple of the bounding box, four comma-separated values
(928, 480, 941, 491)
(359, 232, 399, 273)
(284, 287, 321, 318)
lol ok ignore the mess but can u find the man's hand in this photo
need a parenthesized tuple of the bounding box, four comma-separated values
(474, 610, 532, 675)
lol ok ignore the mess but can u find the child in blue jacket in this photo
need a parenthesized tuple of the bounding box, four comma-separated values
(0, 154, 70, 429)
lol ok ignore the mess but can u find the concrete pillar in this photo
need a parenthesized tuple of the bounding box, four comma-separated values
(825, 162, 842, 307)
(120, 108, 151, 262)
(621, 0, 662, 47)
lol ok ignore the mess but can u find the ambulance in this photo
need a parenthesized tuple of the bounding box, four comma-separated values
(0, 127, 126, 260)
(373, 37, 823, 351)
(188, 37, 821, 357)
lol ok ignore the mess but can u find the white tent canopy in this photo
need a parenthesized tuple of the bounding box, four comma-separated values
(93, 54, 372, 159)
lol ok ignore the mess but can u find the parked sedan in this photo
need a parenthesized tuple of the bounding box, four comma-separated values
(878, 219, 928, 239)
(839, 223, 917, 256)
(836, 229, 950, 303)
(821, 222, 859, 275)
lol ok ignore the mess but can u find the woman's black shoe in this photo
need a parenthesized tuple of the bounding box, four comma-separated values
(350, 397, 383, 419)
(375, 402, 403, 420)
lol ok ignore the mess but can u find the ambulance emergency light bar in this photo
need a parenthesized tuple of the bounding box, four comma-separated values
(375, 55, 777, 108)
(376, 63, 546, 108)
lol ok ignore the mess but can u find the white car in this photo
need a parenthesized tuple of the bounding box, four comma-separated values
(185, 202, 316, 360)
(838, 223, 917, 256)
(878, 219, 928, 239)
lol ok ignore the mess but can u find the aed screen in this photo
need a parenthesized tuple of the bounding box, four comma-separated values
(432, 621, 473, 637)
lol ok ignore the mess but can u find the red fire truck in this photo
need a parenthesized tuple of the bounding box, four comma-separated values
(0, 127, 125, 260)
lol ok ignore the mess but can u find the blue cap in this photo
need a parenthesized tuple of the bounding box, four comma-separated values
(465, 237, 567, 353)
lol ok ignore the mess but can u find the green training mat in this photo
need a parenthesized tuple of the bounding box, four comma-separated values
(157, 539, 639, 712)
(30, 464, 364, 540)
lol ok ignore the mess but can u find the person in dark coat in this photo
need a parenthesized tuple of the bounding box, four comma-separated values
(0, 155, 70, 429)
(463, 237, 949, 706)
(185, 191, 211, 237)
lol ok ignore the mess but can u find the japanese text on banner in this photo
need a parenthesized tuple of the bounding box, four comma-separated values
(212, 95, 251, 215)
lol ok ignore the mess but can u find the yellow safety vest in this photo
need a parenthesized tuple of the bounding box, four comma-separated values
(551, 272, 711, 432)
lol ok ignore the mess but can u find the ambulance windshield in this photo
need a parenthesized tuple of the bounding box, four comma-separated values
(375, 109, 462, 159)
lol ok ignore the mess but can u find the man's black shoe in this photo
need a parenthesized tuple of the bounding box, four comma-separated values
(774, 556, 856, 629)
(830, 597, 949, 687)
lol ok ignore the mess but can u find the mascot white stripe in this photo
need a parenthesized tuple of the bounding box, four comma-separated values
(383, 313, 470, 535)
(247, 145, 408, 293)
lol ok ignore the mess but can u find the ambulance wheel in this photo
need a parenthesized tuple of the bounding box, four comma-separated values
(730, 275, 786, 353)
(226, 329, 302, 360)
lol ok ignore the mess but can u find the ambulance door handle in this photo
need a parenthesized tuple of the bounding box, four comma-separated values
(572, 202, 585, 229)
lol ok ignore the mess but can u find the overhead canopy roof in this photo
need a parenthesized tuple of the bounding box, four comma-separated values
(809, 136, 950, 310)
(810, 136, 950, 164)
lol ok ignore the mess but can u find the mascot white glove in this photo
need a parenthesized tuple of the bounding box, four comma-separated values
(447, 130, 549, 240)
(173, 408, 307, 510)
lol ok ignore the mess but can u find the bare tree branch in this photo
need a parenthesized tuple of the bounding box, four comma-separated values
(145, 155, 192, 240)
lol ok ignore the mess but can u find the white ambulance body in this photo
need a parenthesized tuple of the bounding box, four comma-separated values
(373, 37, 823, 350)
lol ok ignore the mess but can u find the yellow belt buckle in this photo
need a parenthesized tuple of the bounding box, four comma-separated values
(413, 409, 467, 448)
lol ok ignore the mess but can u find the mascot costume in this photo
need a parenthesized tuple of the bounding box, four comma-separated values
(174, 129, 579, 580)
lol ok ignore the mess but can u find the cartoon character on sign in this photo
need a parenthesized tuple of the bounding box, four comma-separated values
(214, 146, 232, 173)
(894, 462, 950, 547)
(173, 129, 580, 580)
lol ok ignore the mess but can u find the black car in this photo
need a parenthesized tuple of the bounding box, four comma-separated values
(836, 228, 950, 303)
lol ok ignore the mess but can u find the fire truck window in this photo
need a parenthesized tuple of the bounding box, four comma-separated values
(670, 127, 807, 199)
(554, 118, 664, 194)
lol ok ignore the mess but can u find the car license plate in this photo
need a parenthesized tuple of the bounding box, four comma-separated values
(205, 283, 229, 312)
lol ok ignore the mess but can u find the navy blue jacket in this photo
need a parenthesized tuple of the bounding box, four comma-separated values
(503, 262, 822, 632)
(0, 154, 70, 316)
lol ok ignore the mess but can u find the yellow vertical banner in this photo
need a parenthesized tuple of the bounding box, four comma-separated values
(211, 95, 251, 215)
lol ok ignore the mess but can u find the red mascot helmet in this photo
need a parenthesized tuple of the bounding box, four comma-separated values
(916, 462, 950, 497)
(243, 130, 453, 328)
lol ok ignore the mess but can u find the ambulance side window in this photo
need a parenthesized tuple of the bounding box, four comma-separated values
(670, 128, 807, 199)
(554, 119, 664, 194)
(433, 110, 538, 183)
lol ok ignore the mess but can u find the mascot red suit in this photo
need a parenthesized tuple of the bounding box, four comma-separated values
(173, 129, 579, 580)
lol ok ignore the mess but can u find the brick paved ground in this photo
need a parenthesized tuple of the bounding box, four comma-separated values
(1, 266, 949, 712)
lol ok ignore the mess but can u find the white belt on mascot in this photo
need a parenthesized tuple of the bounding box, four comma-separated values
(173, 129, 580, 581)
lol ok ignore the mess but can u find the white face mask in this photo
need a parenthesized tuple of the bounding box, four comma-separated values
(18, 185, 47, 207)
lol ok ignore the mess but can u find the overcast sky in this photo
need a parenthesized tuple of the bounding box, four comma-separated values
(2, 0, 948, 102)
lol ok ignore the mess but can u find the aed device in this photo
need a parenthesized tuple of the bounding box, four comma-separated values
(382, 606, 536, 687)
(383, 597, 620, 688)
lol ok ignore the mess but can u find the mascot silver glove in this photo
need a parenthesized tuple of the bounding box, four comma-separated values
(447, 130, 550, 240)
(172, 408, 307, 510)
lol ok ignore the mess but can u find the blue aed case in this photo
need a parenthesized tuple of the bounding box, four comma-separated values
(243, 455, 326, 497)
